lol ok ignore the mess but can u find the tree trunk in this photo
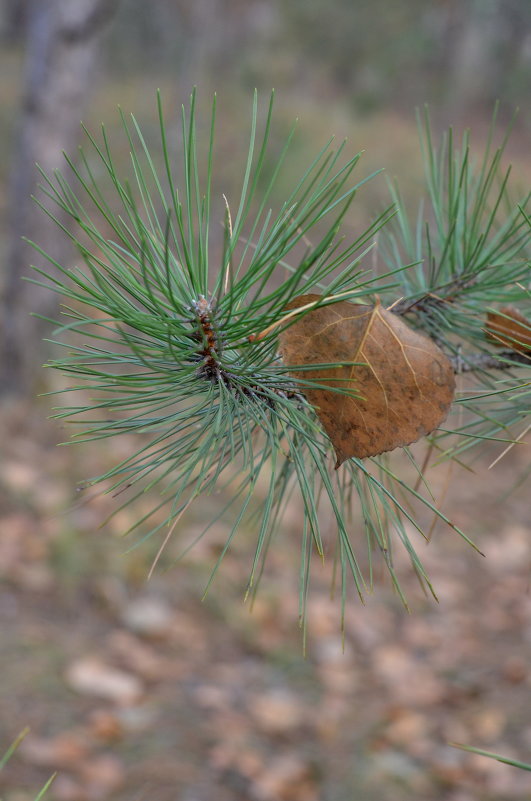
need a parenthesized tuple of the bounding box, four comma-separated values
(0, 0, 116, 397)
(444, 0, 529, 115)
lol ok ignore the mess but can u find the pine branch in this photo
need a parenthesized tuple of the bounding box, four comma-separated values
(451, 349, 530, 372)
(381, 107, 530, 467)
(391, 274, 478, 316)
(392, 288, 531, 373)
(30, 91, 530, 622)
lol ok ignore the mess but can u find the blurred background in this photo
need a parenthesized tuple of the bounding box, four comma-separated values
(0, 1, 530, 799)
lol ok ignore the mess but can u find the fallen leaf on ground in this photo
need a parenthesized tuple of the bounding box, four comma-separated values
(107, 630, 171, 681)
(20, 732, 89, 768)
(120, 595, 174, 638)
(249, 689, 306, 734)
(65, 657, 143, 705)
(87, 709, 125, 742)
(278, 294, 455, 464)
(78, 754, 126, 799)
(51, 774, 88, 801)
(252, 755, 318, 801)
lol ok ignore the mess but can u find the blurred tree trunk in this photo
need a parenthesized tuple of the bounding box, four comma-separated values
(0, 0, 29, 37)
(0, 0, 117, 397)
(445, 0, 530, 114)
(445, 1, 499, 113)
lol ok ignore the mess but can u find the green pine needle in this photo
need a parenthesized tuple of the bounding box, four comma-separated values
(450, 742, 531, 772)
(1, 729, 56, 799)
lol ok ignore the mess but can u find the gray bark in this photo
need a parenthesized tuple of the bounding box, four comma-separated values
(0, 0, 117, 397)
(444, 0, 531, 113)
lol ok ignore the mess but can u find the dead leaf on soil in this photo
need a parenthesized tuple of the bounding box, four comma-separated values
(485, 306, 531, 354)
(278, 294, 455, 465)
(250, 689, 307, 734)
(87, 709, 125, 742)
(120, 595, 174, 638)
(20, 732, 89, 768)
(65, 657, 143, 705)
(252, 755, 318, 801)
(77, 754, 126, 798)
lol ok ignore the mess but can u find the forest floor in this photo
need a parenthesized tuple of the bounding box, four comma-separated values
(0, 395, 530, 801)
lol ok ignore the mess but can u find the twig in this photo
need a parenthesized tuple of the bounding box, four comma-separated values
(450, 350, 531, 373)
(389, 278, 530, 373)
(391, 275, 477, 317)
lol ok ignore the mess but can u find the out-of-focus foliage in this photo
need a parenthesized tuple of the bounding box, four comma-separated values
(100, 0, 531, 114)
(283, 0, 531, 110)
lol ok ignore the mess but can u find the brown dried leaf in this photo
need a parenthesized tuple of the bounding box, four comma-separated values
(20, 732, 90, 768)
(278, 294, 455, 465)
(64, 657, 144, 705)
(485, 306, 531, 354)
(77, 754, 126, 798)
(87, 709, 125, 742)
